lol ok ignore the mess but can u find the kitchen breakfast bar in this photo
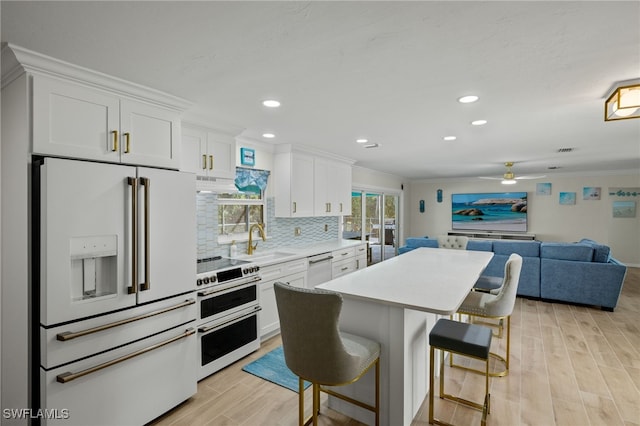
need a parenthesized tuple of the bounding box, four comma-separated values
(316, 247, 494, 426)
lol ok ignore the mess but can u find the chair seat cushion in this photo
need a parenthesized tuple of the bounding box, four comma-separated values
(474, 275, 503, 292)
(429, 319, 492, 360)
(340, 331, 381, 378)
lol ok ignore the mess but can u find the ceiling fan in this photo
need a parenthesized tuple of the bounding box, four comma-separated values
(479, 162, 546, 185)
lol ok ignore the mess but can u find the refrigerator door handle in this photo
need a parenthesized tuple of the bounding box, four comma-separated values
(140, 177, 151, 291)
(128, 177, 138, 295)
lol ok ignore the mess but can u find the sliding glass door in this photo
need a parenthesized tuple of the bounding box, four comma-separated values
(343, 190, 399, 265)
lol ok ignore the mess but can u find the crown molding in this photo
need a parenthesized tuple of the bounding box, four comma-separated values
(1, 43, 192, 111)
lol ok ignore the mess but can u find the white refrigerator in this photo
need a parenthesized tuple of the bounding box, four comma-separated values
(35, 157, 197, 425)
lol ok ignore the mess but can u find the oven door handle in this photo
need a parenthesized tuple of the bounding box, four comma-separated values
(56, 328, 195, 383)
(197, 275, 261, 297)
(198, 307, 262, 334)
(56, 299, 196, 342)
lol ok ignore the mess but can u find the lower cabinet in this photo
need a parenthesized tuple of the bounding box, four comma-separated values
(259, 258, 307, 338)
(355, 243, 368, 270)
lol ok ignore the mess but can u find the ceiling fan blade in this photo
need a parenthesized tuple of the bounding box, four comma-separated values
(478, 176, 504, 180)
(514, 175, 546, 180)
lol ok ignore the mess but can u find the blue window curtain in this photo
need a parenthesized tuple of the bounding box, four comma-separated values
(235, 167, 270, 194)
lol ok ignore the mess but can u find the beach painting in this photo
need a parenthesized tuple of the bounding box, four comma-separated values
(559, 192, 576, 205)
(613, 201, 636, 218)
(451, 192, 527, 232)
(583, 187, 601, 200)
(536, 182, 552, 196)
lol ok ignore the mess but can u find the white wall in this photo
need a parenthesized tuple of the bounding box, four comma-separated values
(406, 172, 640, 266)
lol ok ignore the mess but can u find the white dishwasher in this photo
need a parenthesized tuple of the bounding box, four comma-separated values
(307, 252, 333, 287)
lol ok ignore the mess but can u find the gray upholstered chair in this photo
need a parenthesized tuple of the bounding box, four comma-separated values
(453, 253, 522, 377)
(437, 235, 469, 250)
(274, 282, 380, 426)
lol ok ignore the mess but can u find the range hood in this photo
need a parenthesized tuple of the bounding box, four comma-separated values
(196, 177, 238, 193)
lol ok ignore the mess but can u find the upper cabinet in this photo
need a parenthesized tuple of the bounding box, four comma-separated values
(314, 158, 352, 216)
(274, 150, 315, 217)
(181, 124, 235, 179)
(274, 145, 354, 218)
(33, 75, 181, 169)
(4, 44, 191, 169)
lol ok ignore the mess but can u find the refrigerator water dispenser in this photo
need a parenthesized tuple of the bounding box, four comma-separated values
(70, 235, 117, 300)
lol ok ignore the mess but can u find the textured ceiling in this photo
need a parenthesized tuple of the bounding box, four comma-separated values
(2, 1, 639, 180)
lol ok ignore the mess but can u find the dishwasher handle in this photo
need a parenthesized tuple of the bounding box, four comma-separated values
(308, 255, 333, 264)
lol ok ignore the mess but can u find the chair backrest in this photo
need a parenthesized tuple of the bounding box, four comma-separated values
(485, 253, 522, 317)
(437, 235, 469, 250)
(273, 282, 364, 384)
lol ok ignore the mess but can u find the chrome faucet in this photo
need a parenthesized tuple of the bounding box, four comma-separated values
(247, 223, 266, 255)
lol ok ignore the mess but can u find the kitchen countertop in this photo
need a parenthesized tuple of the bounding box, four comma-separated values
(233, 239, 366, 267)
(317, 247, 494, 315)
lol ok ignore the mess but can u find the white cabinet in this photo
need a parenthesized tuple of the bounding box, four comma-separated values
(181, 124, 235, 179)
(331, 247, 357, 279)
(275, 145, 353, 218)
(313, 159, 352, 216)
(259, 258, 308, 338)
(355, 243, 368, 270)
(32, 74, 181, 169)
(274, 151, 315, 217)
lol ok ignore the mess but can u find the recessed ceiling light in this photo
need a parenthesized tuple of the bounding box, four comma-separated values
(356, 138, 368, 144)
(458, 95, 479, 103)
(471, 120, 487, 126)
(262, 100, 280, 108)
(262, 133, 275, 138)
(443, 136, 457, 141)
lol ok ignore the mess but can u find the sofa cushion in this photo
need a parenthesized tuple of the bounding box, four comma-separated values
(540, 242, 593, 262)
(492, 240, 540, 257)
(467, 240, 493, 252)
(406, 237, 438, 249)
(578, 239, 611, 263)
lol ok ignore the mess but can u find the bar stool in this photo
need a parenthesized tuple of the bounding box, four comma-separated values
(429, 318, 492, 426)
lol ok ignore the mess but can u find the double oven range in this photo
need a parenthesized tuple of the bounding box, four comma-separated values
(196, 256, 262, 380)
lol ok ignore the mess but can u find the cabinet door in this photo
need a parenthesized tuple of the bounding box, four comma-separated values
(313, 158, 330, 216)
(120, 99, 181, 169)
(33, 75, 120, 163)
(290, 153, 315, 217)
(206, 132, 236, 179)
(329, 162, 352, 216)
(181, 126, 207, 177)
(260, 280, 279, 338)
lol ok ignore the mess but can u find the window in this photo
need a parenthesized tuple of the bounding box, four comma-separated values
(218, 189, 265, 241)
(217, 167, 270, 243)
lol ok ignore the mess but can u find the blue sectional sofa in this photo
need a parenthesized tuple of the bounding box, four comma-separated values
(399, 237, 627, 311)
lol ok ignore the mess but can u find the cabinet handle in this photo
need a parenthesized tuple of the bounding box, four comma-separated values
(209, 155, 214, 170)
(293, 202, 297, 213)
(340, 203, 343, 212)
(202, 155, 207, 170)
(124, 132, 131, 153)
(341, 267, 348, 271)
(56, 328, 195, 383)
(326, 203, 331, 213)
(112, 130, 119, 152)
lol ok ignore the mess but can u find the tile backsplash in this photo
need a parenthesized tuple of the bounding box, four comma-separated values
(196, 193, 339, 259)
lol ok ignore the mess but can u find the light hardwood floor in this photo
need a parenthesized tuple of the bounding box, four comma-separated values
(151, 267, 640, 426)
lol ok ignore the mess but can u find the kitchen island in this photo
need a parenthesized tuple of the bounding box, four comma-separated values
(316, 247, 494, 426)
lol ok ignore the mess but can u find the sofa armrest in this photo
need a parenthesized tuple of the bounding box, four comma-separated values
(540, 258, 627, 310)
